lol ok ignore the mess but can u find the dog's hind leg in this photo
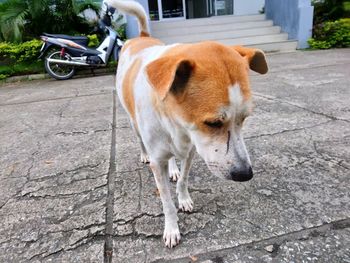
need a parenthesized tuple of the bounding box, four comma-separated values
(139, 139, 149, 163)
(130, 122, 149, 163)
(150, 160, 180, 248)
(168, 157, 180, 182)
(176, 147, 195, 212)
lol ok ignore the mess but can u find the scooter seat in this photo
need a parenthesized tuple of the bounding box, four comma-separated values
(43, 33, 88, 46)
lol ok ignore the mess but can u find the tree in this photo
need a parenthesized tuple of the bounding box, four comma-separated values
(312, 0, 350, 25)
(0, 0, 100, 43)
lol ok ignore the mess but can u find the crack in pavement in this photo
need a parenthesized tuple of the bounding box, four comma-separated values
(245, 120, 333, 140)
(253, 92, 350, 123)
(156, 218, 350, 263)
(113, 212, 163, 230)
(28, 235, 105, 261)
(250, 60, 350, 75)
(55, 129, 110, 136)
(137, 170, 142, 212)
(0, 92, 110, 107)
(46, 222, 105, 236)
(20, 183, 107, 199)
(104, 89, 117, 263)
(41, 191, 106, 223)
(112, 205, 218, 240)
(310, 134, 350, 171)
(118, 167, 148, 174)
(25, 162, 105, 183)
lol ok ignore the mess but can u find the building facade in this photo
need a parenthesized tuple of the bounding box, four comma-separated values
(127, 0, 264, 37)
(125, 0, 313, 49)
(146, 0, 264, 21)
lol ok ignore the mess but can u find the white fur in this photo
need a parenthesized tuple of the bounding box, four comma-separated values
(229, 83, 244, 108)
(186, 84, 252, 179)
(113, 0, 253, 249)
(168, 157, 180, 181)
(117, 44, 188, 247)
(106, 0, 149, 35)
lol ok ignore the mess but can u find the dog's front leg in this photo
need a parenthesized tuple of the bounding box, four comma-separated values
(150, 160, 180, 248)
(177, 147, 195, 212)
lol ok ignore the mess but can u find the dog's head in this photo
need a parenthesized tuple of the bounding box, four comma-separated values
(146, 42, 268, 182)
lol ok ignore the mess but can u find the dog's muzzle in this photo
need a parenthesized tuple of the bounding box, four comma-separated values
(229, 166, 253, 182)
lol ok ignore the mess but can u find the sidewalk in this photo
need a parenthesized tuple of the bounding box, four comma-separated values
(0, 49, 349, 262)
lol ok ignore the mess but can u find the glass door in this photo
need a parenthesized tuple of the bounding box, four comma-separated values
(186, 0, 210, 19)
(210, 0, 234, 16)
(160, 0, 186, 20)
(149, 0, 186, 21)
(148, 0, 160, 21)
(186, 0, 233, 19)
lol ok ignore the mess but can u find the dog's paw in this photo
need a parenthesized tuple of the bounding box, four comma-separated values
(163, 225, 181, 248)
(140, 152, 150, 163)
(178, 195, 193, 212)
(169, 169, 180, 182)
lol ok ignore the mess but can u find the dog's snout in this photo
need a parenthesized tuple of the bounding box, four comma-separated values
(229, 166, 253, 182)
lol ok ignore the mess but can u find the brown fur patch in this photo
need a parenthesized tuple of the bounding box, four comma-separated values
(122, 58, 142, 122)
(140, 31, 150, 37)
(148, 42, 253, 135)
(121, 37, 164, 56)
(232, 46, 268, 74)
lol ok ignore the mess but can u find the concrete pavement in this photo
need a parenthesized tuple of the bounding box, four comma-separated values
(0, 49, 349, 262)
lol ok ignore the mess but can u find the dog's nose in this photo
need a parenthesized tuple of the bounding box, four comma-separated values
(229, 166, 253, 182)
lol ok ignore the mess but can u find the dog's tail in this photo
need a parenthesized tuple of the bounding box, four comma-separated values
(105, 0, 150, 37)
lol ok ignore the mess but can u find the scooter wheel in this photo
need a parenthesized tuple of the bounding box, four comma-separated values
(45, 51, 76, 80)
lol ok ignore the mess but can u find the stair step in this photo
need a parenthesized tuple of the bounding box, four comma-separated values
(246, 40, 298, 53)
(150, 13, 297, 53)
(152, 20, 274, 37)
(215, 33, 288, 46)
(151, 14, 266, 30)
(160, 26, 281, 44)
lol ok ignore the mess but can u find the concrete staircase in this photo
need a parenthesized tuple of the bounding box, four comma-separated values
(150, 14, 297, 53)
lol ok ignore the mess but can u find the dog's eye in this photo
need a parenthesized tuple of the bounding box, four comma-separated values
(204, 120, 224, 128)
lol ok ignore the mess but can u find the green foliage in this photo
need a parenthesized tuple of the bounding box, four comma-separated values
(0, 60, 44, 78)
(87, 34, 99, 47)
(0, 74, 8, 80)
(312, 0, 350, 25)
(0, 39, 42, 62)
(116, 24, 127, 41)
(308, 18, 350, 49)
(0, 34, 99, 62)
(0, 0, 100, 43)
(0, 0, 28, 42)
(345, 1, 350, 11)
(0, 33, 107, 79)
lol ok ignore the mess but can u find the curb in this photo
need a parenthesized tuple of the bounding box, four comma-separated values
(3, 68, 116, 84)
(4, 74, 48, 83)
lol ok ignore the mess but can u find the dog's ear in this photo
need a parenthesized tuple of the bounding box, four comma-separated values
(146, 56, 195, 100)
(232, 46, 268, 74)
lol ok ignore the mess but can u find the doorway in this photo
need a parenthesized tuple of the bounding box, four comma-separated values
(186, 0, 233, 19)
(148, 0, 186, 21)
(211, 0, 234, 16)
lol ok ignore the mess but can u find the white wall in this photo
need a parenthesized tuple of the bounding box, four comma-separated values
(234, 0, 264, 15)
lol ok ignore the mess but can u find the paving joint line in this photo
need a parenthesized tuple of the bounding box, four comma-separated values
(253, 92, 350, 123)
(255, 61, 350, 74)
(0, 92, 110, 107)
(104, 89, 117, 263)
(155, 217, 350, 263)
(245, 120, 333, 140)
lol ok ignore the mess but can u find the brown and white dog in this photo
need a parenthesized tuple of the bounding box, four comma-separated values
(107, 0, 268, 248)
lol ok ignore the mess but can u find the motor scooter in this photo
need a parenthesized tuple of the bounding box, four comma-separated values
(38, 2, 123, 80)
